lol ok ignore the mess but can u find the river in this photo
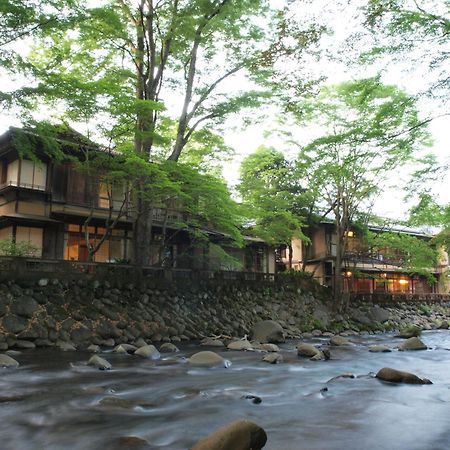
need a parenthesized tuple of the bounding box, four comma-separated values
(1, 330, 450, 450)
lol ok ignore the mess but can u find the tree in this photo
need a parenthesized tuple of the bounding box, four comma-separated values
(2, 0, 275, 265)
(408, 191, 450, 255)
(238, 146, 307, 269)
(363, 227, 439, 289)
(291, 77, 430, 305)
(361, 0, 450, 108)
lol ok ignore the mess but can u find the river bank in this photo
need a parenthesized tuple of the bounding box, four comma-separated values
(0, 278, 450, 351)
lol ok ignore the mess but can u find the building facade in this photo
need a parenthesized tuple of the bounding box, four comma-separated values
(279, 222, 449, 294)
(0, 127, 275, 273)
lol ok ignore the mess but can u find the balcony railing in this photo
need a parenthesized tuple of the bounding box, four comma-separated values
(0, 180, 47, 191)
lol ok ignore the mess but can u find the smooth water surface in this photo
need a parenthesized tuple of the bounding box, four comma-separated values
(1, 331, 450, 450)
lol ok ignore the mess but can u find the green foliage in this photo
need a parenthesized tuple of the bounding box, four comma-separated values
(0, 239, 39, 257)
(207, 243, 243, 271)
(362, 0, 450, 104)
(398, 324, 422, 338)
(238, 146, 308, 248)
(418, 304, 432, 317)
(366, 229, 438, 283)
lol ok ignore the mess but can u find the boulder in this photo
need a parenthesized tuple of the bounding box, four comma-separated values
(71, 327, 93, 344)
(10, 296, 39, 317)
(369, 306, 390, 323)
(160, 343, 179, 353)
(2, 314, 29, 333)
(134, 338, 148, 348)
(350, 309, 372, 326)
(88, 355, 112, 370)
(134, 345, 161, 360)
(87, 344, 100, 353)
(368, 345, 392, 353)
(190, 420, 267, 450)
(262, 353, 283, 364)
(310, 351, 327, 361)
(250, 320, 285, 344)
(330, 335, 351, 346)
(113, 345, 128, 354)
(188, 351, 230, 368)
(376, 367, 432, 384)
(227, 339, 253, 351)
(57, 341, 77, 351)
(0, 354, 19, 368)
(297, 343, 321, 358)
(261, 343, 280, 352)
(13, 340, 35, 349)
(113, 344, 137, 354)
(200, 338, 225, 347)
(398, 337, 427, 351)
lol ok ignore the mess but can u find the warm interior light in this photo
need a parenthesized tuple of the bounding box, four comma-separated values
(398, 279, 409, 285)
(344, 271, 352, 277)
(381, 273, 387, 278)
(346, 230, 354, 238)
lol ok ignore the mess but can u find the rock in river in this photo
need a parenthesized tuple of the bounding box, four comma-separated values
(330, 335, 352, 346)
(398, 337, 427, 351)
(188, 351, 230, 368)
(134, 345, 161, 360)
(376, 367, 432, 385)
(160, 343, 179, 353)
(0, 354, 19, 368)
(297, 343, 323, 359)
(227, 339, 253, 351)
(88, 355, 112, 370)
(190, 419, 267, 450)
(262, 352, 283, 364)
(368, 345, 392, 353)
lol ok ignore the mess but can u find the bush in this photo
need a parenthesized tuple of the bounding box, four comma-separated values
(0, 239, 39, 257)
(418, 304, 432, 317)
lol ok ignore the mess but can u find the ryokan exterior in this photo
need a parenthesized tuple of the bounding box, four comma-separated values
(0, 127, 275, 273)
(279, 221, 449, 294)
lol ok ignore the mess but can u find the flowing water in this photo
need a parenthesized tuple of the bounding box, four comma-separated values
(2, 331, 450, 450)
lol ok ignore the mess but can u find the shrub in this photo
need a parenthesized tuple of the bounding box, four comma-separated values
(0, 239, 39, 257)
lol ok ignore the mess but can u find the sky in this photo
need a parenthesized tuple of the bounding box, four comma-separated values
(0, 0, 449, 221)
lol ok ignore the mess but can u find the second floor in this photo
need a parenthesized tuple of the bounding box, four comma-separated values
(279, 221, 448, 274)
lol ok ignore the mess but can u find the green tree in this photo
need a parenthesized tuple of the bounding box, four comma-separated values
(2, 0, 275, 265)
(365, 228, 439, 284)
(292, 77, 430, 304)
(361, 0, 450, 106)
(238, 146, 307, 269)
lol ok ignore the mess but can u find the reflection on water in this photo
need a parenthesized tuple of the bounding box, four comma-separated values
(1, 331, 450, 450)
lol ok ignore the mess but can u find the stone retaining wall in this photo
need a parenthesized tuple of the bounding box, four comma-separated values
(1, 277, 450, 351)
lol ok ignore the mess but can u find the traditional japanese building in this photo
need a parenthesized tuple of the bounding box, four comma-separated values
(0, 127, 274, 272)
(279, 221, 449, 294)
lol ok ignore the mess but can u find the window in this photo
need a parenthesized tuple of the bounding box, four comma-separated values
(64, 223, 128, 262)
(5, 159, 47, 190)
(15, 226, 43, 257)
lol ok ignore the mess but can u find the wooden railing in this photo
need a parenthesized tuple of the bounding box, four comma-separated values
(351, 292, 450, 305)
(0, 256, 279, 285)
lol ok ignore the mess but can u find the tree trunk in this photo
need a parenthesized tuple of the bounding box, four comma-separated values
(288, 244, 293, 270)
(133, 192, 154, 266)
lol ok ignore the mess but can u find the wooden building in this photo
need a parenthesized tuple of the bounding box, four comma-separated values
(0, 127, 274, 272)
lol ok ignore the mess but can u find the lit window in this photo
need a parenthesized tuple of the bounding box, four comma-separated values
(345, 230, 355, 238)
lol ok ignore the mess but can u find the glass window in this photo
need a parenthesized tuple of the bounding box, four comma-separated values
(15, 226, 43, 257)
(19, 160, 47, 190)
(6, 160, 19, 186)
